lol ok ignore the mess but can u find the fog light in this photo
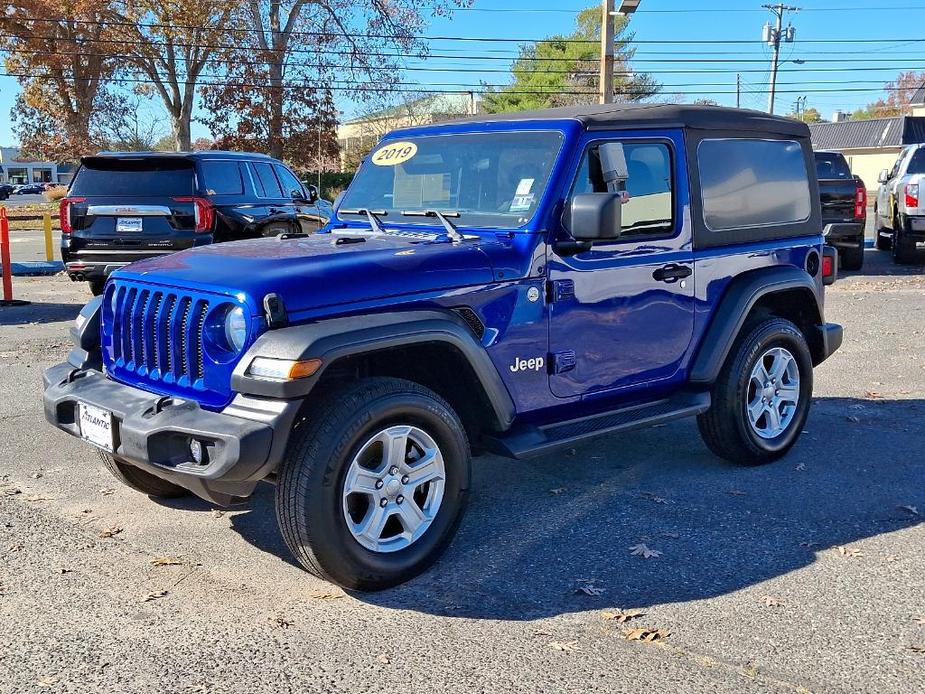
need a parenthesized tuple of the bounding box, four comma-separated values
(189, 439, 204, 465)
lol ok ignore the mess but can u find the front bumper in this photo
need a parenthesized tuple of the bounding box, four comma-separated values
(43, 362, 301, 505)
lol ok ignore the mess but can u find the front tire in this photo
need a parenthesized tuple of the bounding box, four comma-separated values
(276, 377, 470, 590)
(698, 318, 813, 466)
(99, 451, 191, 498)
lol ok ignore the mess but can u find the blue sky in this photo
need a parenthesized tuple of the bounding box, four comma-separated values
(2, 0, 923, 146)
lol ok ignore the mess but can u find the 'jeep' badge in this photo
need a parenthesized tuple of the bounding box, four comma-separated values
(510, 356, 545, 373)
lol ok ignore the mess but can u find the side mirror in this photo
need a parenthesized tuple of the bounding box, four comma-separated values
(565, 192, 624, 241)
(878, 169, 889, 184)
(304, 184, 319, 203)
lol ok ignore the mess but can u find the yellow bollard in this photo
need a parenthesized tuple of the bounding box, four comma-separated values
(43, 212, 53, 262)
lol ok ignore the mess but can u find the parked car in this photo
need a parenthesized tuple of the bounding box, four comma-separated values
(60, 151, 330, 295)
(0, 183, 13, 200)
(44, 104, 842, 590)
(14, 183, 45, 195)
(874, 143, 925, 264)
(813, 150, 867, 271)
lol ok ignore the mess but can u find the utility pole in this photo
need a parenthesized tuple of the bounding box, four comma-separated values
(600, 0, 616, 104)
(762, 3, 799, 115)
(736, 74, 742, 108)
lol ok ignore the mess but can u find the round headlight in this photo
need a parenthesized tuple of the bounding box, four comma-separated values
(224, 306, 247, 352)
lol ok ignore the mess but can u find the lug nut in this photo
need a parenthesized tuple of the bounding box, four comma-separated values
(389, 466, 399, 476)
(379, 498, 388, 508)
(396, 495, 404, 505)
(401, 475, 409, 484)
(375, 480, 384, 490)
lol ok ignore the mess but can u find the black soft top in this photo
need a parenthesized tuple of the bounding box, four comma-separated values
(80, 151, 274, 167)
(455, 103, 809, 138)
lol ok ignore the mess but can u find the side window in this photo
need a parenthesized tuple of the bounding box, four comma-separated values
(274, 164, 304, 199)
(199, 161, 243, 195)
(251, 162, 284, 198)
(698, 138, 811, 231)
(571, 141, 674, 238)
(907, 147, 925, 175)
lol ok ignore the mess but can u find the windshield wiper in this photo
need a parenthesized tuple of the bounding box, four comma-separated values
(339, 208, 388, 234)
(401, 209, 464, 243)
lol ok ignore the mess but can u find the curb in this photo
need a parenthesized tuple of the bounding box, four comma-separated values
(11, 261, 64, 276)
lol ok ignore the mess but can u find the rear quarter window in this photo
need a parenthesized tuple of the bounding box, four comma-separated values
(251, 162, 284, 198)
(199, 160, 244, 195)
(70, 160, 194, 197)
(698, 139, 812, 231)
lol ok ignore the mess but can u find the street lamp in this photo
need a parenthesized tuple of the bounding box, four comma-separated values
(616, 0, 641, 14)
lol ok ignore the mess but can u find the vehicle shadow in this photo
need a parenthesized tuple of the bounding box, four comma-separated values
(230, 396, 924, 619)
(0, 301, 85, 326)
(842, 247, 925, 278)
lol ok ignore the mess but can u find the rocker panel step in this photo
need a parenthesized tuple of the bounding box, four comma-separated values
(485, 391, 711, 460)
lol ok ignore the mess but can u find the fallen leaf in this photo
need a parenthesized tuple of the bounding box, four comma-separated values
(149, 556, 182, 567)
(532, 629, 553, 637)
(835, 545, 862, 558)
(37, 675, 58, 687)
(794, 463, 806, 471)
(1, 487, 21, 496)
(7, 543, 24, 552)
(728, 489, 747, 497)
(55, 567, 72, 575)
(549, 487, 567, 496)
(99, 525, 123, 539)
(141, 590, 168, 603)
(629, 543, 662, 559)
(602, 608, 645, 623)
(309, 589, 345, 600)
(864, 391, 883, 400)
(762, 595, 784, 607)
(99, 488, 115, 496)
(742, 664, 759, 679)
(846, 415, 861, 423)
(638, 491, 668, 504)
(31, 472, 43, 479)
(211, 510, 225, 519)
(906, 644, 925, 654)
(548, 640, 579, 653)
(269, 614, 292, 629)
(898, 505, 920, 517)
(25, 495, 55, 502)
(622, 627, 671, 642)
(574, 578, 605, 597)
(376, 654, 391, 664)
(660, 531, 680, 539)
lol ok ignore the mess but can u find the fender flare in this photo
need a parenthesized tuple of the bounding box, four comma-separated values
(688, 266, 823, 385)
(231, 310, 516, 430)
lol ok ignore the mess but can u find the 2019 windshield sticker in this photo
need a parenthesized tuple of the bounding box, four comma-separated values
(372, 142, 418, 167)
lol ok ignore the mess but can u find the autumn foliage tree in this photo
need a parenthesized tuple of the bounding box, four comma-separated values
(200, 0, 470, 171)
(0, 0, 119, 161)
(853, 70, 925, 120)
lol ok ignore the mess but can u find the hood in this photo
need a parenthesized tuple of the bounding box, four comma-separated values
(115, 232, 497, 315)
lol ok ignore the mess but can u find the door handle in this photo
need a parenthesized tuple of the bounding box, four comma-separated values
(652, 264, 692, 283)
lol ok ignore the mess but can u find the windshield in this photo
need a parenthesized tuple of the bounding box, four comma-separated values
(339, 131, 564, 229)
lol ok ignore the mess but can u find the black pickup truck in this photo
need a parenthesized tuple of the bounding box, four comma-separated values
(814, 150, 867, 271)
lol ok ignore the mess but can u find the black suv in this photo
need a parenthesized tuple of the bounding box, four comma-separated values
(60, 151, 330, 295)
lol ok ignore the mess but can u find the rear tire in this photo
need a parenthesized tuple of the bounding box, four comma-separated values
(276, 377, 470, 590)
(839, 239, 864, 271)
(698, 318, 813, 466)
(88, 279, 105, 296)
(892, 216, 920, 264)
(99, 451, 191, 498)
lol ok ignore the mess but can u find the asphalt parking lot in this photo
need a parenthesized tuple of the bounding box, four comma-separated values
(1, 245, 923, 693)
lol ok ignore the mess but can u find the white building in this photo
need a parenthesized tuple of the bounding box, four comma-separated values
(0, 147, 67, 185)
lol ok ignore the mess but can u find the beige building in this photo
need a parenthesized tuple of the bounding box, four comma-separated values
(809, 93, 925, 193)
(337, 93, 479, 171)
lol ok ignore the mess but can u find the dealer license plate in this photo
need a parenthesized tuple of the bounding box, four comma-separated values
(78, 402, 114, 452)
(116, 217, 143, 232)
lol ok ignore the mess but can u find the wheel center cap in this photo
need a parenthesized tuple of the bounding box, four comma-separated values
(385, 479, 402, 497)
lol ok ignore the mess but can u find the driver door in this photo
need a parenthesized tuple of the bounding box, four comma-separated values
(547, 133, 695, 399)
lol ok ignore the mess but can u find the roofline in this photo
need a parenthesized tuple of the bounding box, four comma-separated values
(89, 150, 275, 159)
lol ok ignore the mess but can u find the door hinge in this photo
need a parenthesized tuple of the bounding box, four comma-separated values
(550, 350, 577, 374)
(547, 279, 575, 303)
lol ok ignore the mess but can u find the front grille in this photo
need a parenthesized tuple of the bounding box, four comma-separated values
(102, 279, 245, 409)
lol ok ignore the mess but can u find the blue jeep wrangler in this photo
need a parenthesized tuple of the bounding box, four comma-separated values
(44, 104, 842, 590)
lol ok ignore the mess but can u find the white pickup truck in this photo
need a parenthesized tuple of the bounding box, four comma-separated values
(875, 143, 925, 264)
